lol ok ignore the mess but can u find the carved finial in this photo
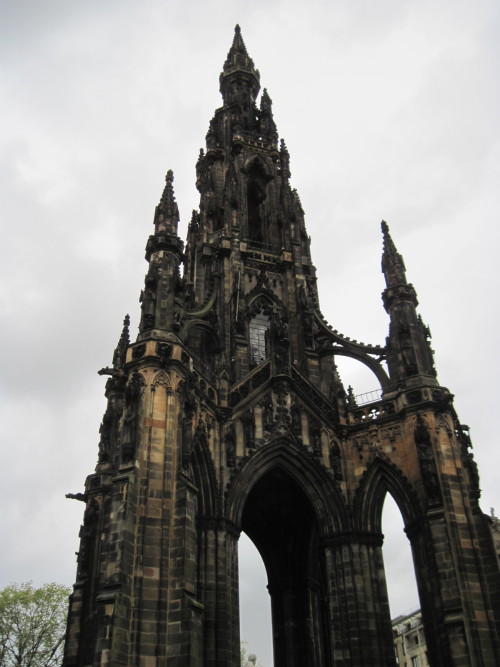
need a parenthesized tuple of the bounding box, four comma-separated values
(292, 188, 303, 214)
(113, 313, 130, 370)
(189, 210, 199, 233)
(228, 24, 247, 56)
(206, 119, 217, 149)
(196, 147, 205, 169)
(346, 385, 357, 408)
(261, 88, 272, 108)
(160, 170, 177, 214)
(280, 139, 290, 177)
(155, 169, 180, 233)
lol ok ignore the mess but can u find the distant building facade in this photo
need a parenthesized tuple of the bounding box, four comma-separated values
(393, 610, 429, 667)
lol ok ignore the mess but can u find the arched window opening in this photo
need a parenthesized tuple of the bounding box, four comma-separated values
(247, 163, 268, 246)
(239, 532, 273, 666)
(249, 311, 270, 368)
(382, 494, 427, 665)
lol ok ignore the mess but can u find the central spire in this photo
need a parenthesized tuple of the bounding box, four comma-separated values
(381, 220, 407, 287)
(219, 24, 260, 106)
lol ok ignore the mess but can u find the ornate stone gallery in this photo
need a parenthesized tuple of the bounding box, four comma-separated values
(64, 26, 500, 667)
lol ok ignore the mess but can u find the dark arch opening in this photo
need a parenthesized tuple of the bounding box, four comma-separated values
(241, 467, 330, 667)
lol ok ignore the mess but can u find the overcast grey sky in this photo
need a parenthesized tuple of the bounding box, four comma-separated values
(1, 1, 499, 665)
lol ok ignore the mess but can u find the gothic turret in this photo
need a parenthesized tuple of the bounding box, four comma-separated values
(112, 314, 130, 372)
(139, 171, 183, 335)
(154, 169, 179, 235)
(381, 221, 436, 386)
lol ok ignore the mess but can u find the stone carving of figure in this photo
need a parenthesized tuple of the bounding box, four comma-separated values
(260, 398, 274, 439)
(270, 310, 289, 375)
(329, 440, 343, 480)
(140, 270, 157, 330)
(121, 373, 143, 462)
(244, 654, 257, 667)
(78, 497, 99, 578)
(290, 401, 301, 436)
(98, 407, 112, 463)
(414, 415, 440, 502)
(225, 424, 236, 467)
(242, 410, 255, 449)
(399, 326, 417, 376)
(310, 422, 322, 458)
(156, 342, 172, 369)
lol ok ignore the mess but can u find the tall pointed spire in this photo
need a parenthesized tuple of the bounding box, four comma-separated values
(222, 24, 257, 77)
(219, 25, 260, 105)
(381, 220, 407, 287)
(142, 170, 184, 335)
(381, 221, 436, 383)
(154, 169, 179, 235)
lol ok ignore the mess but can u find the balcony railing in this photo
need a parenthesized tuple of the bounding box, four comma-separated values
(354, 388, 383, 406)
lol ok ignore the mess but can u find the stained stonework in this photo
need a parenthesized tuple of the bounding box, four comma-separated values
(64, 26, 500, 667)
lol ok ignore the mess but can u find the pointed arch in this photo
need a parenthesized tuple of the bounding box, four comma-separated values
(243, 154, 274, 181)
(191, 431, 219, 518)
(353, 454, 422, 533)
(225, 438, 348, 536)
(245, 286, 281, 312)
(152, 370, 171, 389)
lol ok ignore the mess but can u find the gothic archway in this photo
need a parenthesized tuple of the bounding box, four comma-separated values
(353, 456, 454, 665)
(226, 440, 347, 667)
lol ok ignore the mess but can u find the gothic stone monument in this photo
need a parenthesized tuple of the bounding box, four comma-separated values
(63, 26, 500, 667)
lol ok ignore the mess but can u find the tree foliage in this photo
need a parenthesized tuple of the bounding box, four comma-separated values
(240, 640, 263, 666)
(0, 582, 70, 667)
